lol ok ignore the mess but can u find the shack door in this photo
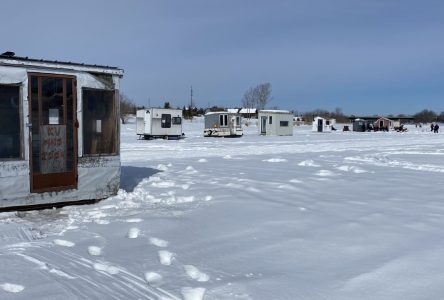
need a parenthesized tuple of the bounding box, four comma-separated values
(261, 116, 267, 134)
(29, 75, 77, 192)
(317, 119, 323, 132)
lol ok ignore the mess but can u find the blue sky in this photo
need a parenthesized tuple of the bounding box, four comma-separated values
(1, 0, 443, 115)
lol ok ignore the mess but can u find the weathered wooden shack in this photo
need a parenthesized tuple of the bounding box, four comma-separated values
(0, 52, 123, 209)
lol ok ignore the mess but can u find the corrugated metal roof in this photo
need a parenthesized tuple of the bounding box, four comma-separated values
(0, 53, 123, 73)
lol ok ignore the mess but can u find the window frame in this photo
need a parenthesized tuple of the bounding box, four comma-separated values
(172, 116, 182, 125)
(0, 83, 23, 161)
(269, 116, 273, 124)
(82, 87, 118, 156)
(280, 121, 289, 127)
(161, 114, 172, 128)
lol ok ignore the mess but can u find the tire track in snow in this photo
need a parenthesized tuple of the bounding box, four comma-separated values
(5, 243, 180, 300)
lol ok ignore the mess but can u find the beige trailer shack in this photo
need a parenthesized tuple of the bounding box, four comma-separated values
(258, 110, 293, 136)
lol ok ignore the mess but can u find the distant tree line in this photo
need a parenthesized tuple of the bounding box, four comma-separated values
(300, 108, 349, 123)
(412, 109, 444, 123)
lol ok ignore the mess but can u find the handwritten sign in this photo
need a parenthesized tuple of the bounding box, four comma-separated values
(40, 125, 66, 174)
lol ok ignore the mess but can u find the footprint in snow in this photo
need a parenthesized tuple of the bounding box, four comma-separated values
(262, 158, 287, 163)
(158, 250, 175, 266)
(93, 263, 119, 275)
(126, 218, 143, 223)
(184, 265, 210, 282)
(127, 228, 141, 239)
(149, 237, 169, 248)
(0, 283, 25, 293)
(298, 160, 320, 167)
(144, 272, 163, 285)
(316, 170, 335, 177)
(181, 287, 206, 300)
(88, 246, 102, 256)
(53, 239, 75, 247)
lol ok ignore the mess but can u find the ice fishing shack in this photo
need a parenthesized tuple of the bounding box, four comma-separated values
(312, 116, 336, 132)
(258, 110, 293, 136)
(204, 111, 243, 137)
(0, 52, 123, 209)
(136, 108, 183, 139)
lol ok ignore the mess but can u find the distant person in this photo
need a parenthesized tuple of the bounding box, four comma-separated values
(431, 123, 434, 132)
(434, 123, 439, 133)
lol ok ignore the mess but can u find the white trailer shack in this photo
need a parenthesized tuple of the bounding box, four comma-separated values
(0, 52, 123, 209)
(258, 110, 293, 136)
(136, 108, 183, 139)
(204, 112, 243, 137)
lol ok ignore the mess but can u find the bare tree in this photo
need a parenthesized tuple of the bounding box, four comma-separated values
(242, 86, 255, 109)
(120, 92, 136, 124)
(241, 82, 272, 110)
(256, 82, 272, 110)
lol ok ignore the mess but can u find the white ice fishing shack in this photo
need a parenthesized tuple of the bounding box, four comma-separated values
(258, 110, 293, 136)
(0, 52, 123, 209)
(312, 116, 336, 132)
(136, 108, 183, 139)
(204, 111, 243, 137)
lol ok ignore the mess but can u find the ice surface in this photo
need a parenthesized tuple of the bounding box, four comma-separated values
(0, 120, 443, 299)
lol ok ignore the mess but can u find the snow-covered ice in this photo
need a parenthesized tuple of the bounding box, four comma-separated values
(0, 118, 443, 299)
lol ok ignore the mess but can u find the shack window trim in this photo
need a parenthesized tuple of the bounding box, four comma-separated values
(280, 121, 289, 127)
(82, 88, 118, 156)
(161, 114, 172, 128)
(0, 84, 22, 160)
(172, 116, 182, 125)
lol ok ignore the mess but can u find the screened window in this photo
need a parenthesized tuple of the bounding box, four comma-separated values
(83, 89, 117, 155)
(219, 114, 228, 127)
(236, 116, 240, 126)
(172, 117, 182, 125)
(280, 121, 289, 127)
(161, 114, 172, 128)
(0, 85, 21, 159)
(269, 116, 273, 124)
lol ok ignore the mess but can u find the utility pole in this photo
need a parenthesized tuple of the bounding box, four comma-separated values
(190, 86, 194, 109)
